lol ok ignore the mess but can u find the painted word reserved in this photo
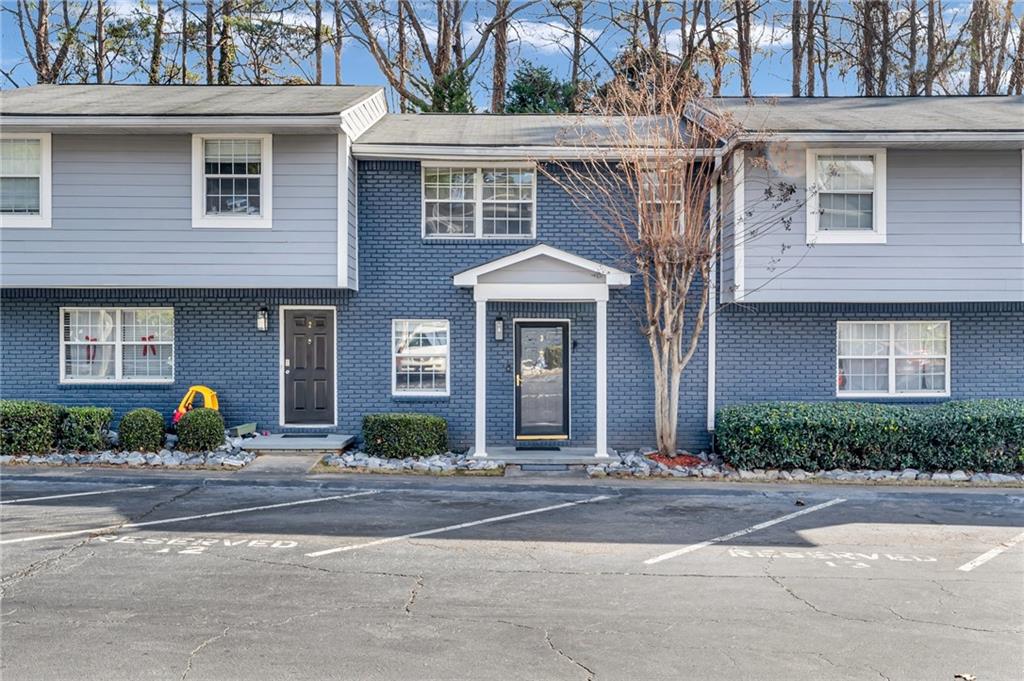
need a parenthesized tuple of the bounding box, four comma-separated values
(97, 535, 298, 555)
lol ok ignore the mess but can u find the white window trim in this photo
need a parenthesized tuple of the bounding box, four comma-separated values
(191, 133, 273, 229)
(835, 320, 950, 398)
(0, 132, 52, 229)
(391, 318, 451, 397)
(806, 147, 886, 245)
(59, 306, 175, 385)
(421, 161, 536, 240)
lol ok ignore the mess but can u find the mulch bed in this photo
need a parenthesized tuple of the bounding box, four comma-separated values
(646, 453, 705, 468)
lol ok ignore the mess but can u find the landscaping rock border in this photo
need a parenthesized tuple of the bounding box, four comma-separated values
(0, 432, 257, 470)
(587, 450, 1024, 485)
(321, 451, 504, 475)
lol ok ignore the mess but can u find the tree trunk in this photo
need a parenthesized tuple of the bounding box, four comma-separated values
(805, 0, 816, 96)
(791, 0, 802, 96)
(397, 0, 408, 110)
(736, 0, 752, 97)
(181, 1, 188, 84)
(314, 0, 323, 84)
(149, 0, 165, 84)
(819, 0, 829, 96)
(925, 0, 936, 94)
(570, 0, 584, 110)
(1010, 12, 1024, 94)
(205, 0, 214, 83)
(879, 2, 890, 95)
(968, 0, 984, 94)
(95, 0, 105, 83)
(908, 0, 919, 94)
(490, 0, 509, 112)
(217, 0, 232, 84)
(704, 0, 722, 95)
(333, 0, 342, 84)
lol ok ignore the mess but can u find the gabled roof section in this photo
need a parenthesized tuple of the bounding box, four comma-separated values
(454, 244, 631, 287)
(0, 84, 382, 116)
(714, 95, 1023, 133)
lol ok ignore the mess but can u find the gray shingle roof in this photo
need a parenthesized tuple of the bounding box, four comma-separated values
(712, 96, 1023, 133)
(356, 96, 1021, 146)
(0, 84, 382, 116)
(356, 114, 629, 147)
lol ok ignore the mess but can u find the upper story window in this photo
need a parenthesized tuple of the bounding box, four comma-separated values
(637, 167, 684, 230)
(0, 133, 52, 229)
(191, 134, 272, 229)
(806, 148, 886, 244)
(60, 307, 175, 384)
(423, 164, 535, 239)
(836, 321, 949, 397)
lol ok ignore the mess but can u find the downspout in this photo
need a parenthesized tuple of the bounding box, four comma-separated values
(706, 155, 721, 435)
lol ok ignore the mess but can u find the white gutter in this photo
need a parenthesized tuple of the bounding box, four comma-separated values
(736, 131, 1024, 144)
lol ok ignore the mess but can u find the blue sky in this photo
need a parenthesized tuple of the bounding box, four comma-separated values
(0, 1, 988, 107)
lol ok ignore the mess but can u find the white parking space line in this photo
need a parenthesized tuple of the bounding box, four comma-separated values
(643, 498, 847, 565)
(0, 490, 378, 545)
(957, 529, 1024, 572)
(0, 485, 156, 505)
(306, 494, 611, 558)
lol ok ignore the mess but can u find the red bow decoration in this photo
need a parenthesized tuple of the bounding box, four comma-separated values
(84, 335, 97, 362)
(141, 335, 158, 356)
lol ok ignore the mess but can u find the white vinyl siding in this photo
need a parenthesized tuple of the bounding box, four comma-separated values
(807, 148, 886, 244)
(191, 134, 272, 229)
(836, 321, 949, 397)
(422, 163, 535, 239)
(61, 307, 174, 384)
(392, 319, 450, 396)
(0, 133, 51, 228)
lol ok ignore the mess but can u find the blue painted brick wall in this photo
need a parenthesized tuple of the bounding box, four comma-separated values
(0, 160, 711, 452)
(716, 302, 1024, 409)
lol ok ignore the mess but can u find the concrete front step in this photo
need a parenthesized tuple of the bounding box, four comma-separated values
(247, 433, 354, 454)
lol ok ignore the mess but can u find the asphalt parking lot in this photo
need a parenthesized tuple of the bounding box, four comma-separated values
(1, 473, 1022, 680)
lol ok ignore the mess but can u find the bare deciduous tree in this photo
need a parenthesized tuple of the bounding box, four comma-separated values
(541, 64, 796, 455)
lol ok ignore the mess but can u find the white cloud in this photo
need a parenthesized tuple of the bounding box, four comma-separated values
(510, 19, 600, 55)
(664, 20, 790, 56)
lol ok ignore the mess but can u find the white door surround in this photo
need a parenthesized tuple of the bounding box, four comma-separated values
(453, 244, 630, 458)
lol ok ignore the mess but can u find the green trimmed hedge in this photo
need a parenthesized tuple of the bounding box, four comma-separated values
(61, 406, 115, 452)
(177, 408, 225, 452)
(0, 401, 66, 455)
(362, 413, 448, 458)
(120, 408, 166, 453)
(716, 400, 1024, 473)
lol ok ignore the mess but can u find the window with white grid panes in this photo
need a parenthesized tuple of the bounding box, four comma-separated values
(837, 321, 948, 396)
(60, 308, 174, 383)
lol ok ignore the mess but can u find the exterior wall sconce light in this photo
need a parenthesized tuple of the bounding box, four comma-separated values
(256, 307, 270, 332)
(495, 316, 504, 341)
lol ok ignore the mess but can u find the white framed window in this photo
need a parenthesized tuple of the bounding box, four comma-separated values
(806, 148, 886, 244)
(392, 319, 450, 396)
(423, 163, 535, 239)
(0, 133, 52, 229)
(192, 134, 272, 229)
(836, 321, 949, 397)
(60, 307, 175, 384)
(637, 167, 685, 230)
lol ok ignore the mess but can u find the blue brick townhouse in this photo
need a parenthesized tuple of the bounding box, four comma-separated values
(1, 86, 1022, 458)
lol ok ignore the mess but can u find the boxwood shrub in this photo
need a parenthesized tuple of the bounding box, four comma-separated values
(363, 413, 448, 458)
(716, 399, 1024, 473)
(60, 406, 115, 452)
(176, 408, 225, 452)
(120, 407, 166, 453)
(0, 400, 66, 455)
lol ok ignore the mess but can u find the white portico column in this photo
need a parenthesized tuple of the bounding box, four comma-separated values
(473, 299, 488, 458)
(595, 298, 610, 458)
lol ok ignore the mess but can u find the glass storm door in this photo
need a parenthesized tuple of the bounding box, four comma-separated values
(514, 321, 570, 440)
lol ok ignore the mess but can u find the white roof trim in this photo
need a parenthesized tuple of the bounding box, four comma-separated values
(0, 115, 346, 130)
(454, 244, 631, 288)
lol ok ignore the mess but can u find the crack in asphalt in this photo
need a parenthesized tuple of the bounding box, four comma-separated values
(545, 629, 596, 681)
(885, 606, 1017, 635)
(0, 486, 199, 597)
(180, 626, 230, 681)
(404, 576, 424, 614)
